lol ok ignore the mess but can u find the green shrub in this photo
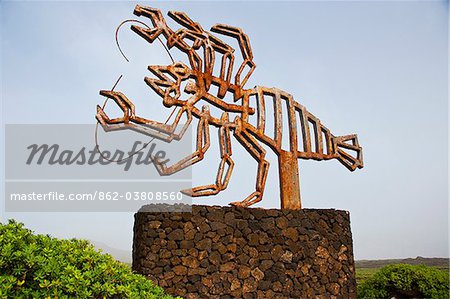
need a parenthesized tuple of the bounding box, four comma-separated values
(0, 219, 176, 299)
(357, 263, 449, 299)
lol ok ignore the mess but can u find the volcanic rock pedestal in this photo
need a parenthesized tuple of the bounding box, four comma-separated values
(133, 205, 357, 298)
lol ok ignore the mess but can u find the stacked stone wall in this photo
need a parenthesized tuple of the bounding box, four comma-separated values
(133, 205, 356, 298)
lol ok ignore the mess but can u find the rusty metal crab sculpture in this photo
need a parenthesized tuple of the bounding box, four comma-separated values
(96, 5, 363, 210)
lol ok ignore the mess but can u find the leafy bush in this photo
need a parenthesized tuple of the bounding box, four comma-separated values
(357, 263, 449, 299)
(0, 219, 175, 298)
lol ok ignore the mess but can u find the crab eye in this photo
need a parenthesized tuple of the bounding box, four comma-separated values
(184, 80, 197, 94)
(173, 63, 189, 76)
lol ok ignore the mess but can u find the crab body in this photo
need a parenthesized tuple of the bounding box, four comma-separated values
(96, 5, 363, 209)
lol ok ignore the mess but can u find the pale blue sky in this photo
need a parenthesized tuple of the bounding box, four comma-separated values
(1, 1, 448, 260)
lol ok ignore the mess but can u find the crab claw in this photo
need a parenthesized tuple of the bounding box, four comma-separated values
(131, 5, 170, 44)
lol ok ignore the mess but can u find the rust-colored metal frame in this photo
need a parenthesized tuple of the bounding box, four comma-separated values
(96, 5, 364, 210)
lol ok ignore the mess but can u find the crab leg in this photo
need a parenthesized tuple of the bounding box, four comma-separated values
(231, 118, 269, 207)
(153, 106, 211, 175)
(182, 112, 234, 196)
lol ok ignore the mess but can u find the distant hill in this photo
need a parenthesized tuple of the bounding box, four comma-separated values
(356, 256, 449, 270)
(90, 240, 132, 264)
